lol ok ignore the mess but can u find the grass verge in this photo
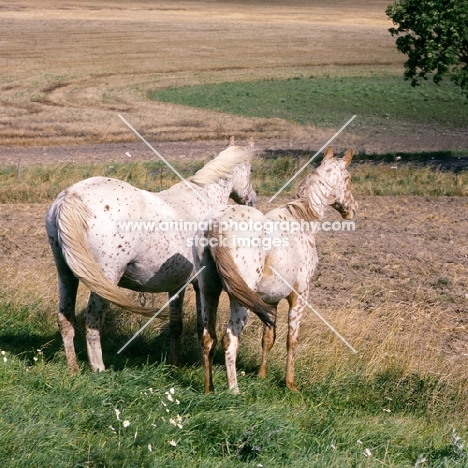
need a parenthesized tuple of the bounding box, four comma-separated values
(1, 154, 467, 204)
(1, 297, 468, 467)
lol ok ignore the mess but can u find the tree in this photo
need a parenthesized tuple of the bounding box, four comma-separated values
(386, 0, 468, 98)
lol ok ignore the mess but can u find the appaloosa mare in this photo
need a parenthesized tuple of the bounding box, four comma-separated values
(193, 147, 357, 393)
(46, 139, 257, 373)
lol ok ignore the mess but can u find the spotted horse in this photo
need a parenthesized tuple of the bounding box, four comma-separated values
(46, 138, 257, 373)
(193, 146, 357, 393)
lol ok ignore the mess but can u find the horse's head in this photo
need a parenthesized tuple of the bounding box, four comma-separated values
(318, 146, 357, 220)
(229, 138, 256, 207)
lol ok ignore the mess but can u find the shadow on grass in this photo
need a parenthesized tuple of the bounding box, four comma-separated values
(0, 306, 205, 371)
(262, 149, 468, 172)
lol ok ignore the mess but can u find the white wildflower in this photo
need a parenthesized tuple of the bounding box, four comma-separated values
(451, 428, 466, 458)
(148, 444, 152, 452)
(169, 418, 176, 426)
(3, 357, 7, 362)
(169, 387, 175, 394)
(175, 399, 180, 405)
(114, 409, 121, 421)
(123, 420, 130, 428)
(363, 448, 372, 457)
(33, 356, 38, 362)
(169, 439, 177, 447)
(109, 425, 116, 432)
(383, 408, 391, 413)
(414, 454, 427, 467)
(1, 350, 6, 355)
(166, 393, 174, 402)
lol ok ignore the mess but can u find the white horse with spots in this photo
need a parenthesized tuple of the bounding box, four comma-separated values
(46, 139, 257, 373)
(193, 147, 357, 393)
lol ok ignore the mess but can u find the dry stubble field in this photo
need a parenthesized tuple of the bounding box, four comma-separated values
(0, 1, 468, 397)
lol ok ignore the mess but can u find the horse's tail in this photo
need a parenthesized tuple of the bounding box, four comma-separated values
(207, 229, 275, 328)
(55, 190, 166, 318)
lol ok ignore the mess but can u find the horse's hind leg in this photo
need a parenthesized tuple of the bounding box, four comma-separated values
(258, 306, 277, 378)
(168, 289, 186, 366)
(192, 279, 205, 365)
(285, 291, 307, 392)
(223, 300, 249, 393)
(84, 292, 106, 372)
(194, 238, 224, 392)
(199, 274, 222, 393)
(48, 223, 80, 373)
(56, 257, 80, 373)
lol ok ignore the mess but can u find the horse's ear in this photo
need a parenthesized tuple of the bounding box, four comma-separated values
(342, 147, 354, 167)
(247, 137, 254, 149)
(228, 136, 235, 147)
(322, 146, 334, 163)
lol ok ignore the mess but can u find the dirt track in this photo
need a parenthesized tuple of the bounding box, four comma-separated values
(1, 122, 468, 169)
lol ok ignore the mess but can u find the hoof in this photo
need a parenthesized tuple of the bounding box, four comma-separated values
(286, 382, 300, 393)
(68, 364, 80, 375)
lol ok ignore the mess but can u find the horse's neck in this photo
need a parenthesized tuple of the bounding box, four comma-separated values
(197, 178, 233, 207)
(304, 178, 333, 219)
(283, 177, 332, 230)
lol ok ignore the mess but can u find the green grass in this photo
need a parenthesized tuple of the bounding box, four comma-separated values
(1, 154, 467, 204)
(150, 75, 468, 129)
(0, 160, 203, 204)
(1, 297, 468, 467)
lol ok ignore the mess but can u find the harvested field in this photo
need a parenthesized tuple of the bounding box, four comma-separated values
(1, 0, 467, 157)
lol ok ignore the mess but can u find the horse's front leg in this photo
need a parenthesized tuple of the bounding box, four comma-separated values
(223, 300, 249, 393)
(168, 288, 186, 366)
(84, 292, 106, 372)
(285, 290, 307, 392)
(258, 306, 277, 378)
